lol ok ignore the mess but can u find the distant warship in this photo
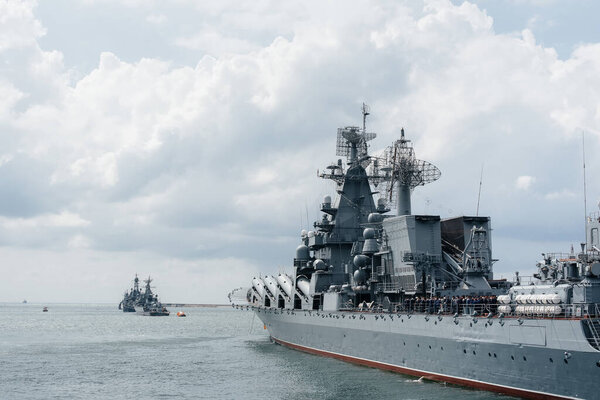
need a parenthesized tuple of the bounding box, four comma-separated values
(119, 274, 142, 312)
(134, 276, 169, 316)
(231, 105, 600, 399)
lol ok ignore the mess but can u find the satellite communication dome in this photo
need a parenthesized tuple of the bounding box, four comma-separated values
(368, 213, 383, 223)
(353, 254, 370, 268)
(363, 228, 375, 239)
(353, 269, 367, 285)
(314, 259, 326, 270)
(296, 245, 310, 260)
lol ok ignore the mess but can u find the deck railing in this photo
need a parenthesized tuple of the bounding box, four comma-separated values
(350, 301, 600, 320)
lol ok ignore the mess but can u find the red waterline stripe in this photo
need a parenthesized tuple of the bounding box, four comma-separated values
(272, 337, 575, 400)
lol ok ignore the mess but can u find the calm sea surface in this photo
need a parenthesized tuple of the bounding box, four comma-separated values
(0, 303, 506, 399)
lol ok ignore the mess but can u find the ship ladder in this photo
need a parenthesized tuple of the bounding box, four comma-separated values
(583, 318, 600, 350)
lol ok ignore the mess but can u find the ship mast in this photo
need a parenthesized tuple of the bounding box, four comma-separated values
(380, 129, 440, 215)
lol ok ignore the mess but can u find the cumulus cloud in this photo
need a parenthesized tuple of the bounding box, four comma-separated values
(0, 211, 90, 229)
(544, 189, 577, 200)
(515, 175, 535, 190)
(1, 0, 600, 302)
(0, 0, 45, 51)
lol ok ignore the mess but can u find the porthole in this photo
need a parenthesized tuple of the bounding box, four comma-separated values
(463, 349, 467, 354)
(417, 344, 420, 348)
(493, 353, 497, 358)
(441, 347, 444, 351)
(403, 341, 406, 346)
(488, 353, 491, 357)
(473, 351, 476, 355)
(596, 361, 600, 367)
(564, 359, 569, 364)
(511, 355, 514, 360)
(549, 358, 553, 363)
(434, 321, 437, 325)
(523, 356, 527, 361)
(428, 345, 431, 349)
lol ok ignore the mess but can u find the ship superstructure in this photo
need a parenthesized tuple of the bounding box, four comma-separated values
(232, 105, 600, 399)
(135, 276, 170, 316)
(119, 274, 169, 316)
(119, 274, 141, 312)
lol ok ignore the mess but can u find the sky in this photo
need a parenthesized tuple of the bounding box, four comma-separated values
(1, 0, 600, 303)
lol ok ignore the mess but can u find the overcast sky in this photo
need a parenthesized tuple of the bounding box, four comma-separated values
(1, 0, 600, 303)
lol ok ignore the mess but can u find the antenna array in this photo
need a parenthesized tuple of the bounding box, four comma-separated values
(378, 130, 441, 210)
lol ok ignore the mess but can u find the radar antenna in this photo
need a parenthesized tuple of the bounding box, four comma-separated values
(321, 104, 384, 190)
(335, 104, 376, 166)
(378, 128, 441, 215)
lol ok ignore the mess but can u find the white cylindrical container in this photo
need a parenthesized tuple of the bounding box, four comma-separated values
(276, 274, 293, 298)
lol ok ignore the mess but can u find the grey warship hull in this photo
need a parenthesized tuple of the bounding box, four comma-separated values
(233, 106, 600, 399)
(256, 308, 597, 399)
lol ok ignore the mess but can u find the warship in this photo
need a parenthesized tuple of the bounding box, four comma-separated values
(134, 276, 169, 316)
(119, 274, 142, 312)
(231, 105, 600, 399)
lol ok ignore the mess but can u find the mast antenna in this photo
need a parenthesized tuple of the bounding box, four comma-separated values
(583, 131, 588, 251)
(476, 164, 484, 216)
(362, 103, 370, 132)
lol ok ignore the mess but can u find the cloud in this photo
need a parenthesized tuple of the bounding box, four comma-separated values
(1, 0, 600, 302)
(0, 211, 90, 229)
(544, 189, 577, 200)
(174, 30, 259, 56)
(515, 175, 535, 190)
(0, 0, 46, 51)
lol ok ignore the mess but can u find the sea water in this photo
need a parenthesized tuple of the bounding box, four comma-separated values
(0, 303, 504, 399)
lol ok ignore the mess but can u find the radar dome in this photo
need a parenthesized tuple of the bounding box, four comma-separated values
(363, 228, 375, 239)
(308, 230, 315, 238)
(323, 195, 332, 204)
(368, 213, 383, 223)
(295, 245, 309, 260)
(353, 254, 370, 268)
(354, 269, 367, 285)
(301, 229, 307, 237)
(314, 259, 326, 270)
(590, 262, 600, 276)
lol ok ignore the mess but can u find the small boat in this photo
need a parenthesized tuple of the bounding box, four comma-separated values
(42, 306, 48, 312)
(176, 311, 186, 317)
(22, 299, 27, 304)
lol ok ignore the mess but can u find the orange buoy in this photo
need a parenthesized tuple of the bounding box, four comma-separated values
(176, 311, 186, 317)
